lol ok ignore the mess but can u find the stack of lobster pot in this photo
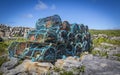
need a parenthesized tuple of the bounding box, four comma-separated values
(8, 15, 92, 62)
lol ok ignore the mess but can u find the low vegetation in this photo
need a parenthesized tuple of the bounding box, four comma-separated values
(90, 29, 120, 47)
(0, 57, 8, 67)
(91, 50, 108, 57)
(0, 37, 26, 55)
(54, 67, 62, 72)
(60, 71, 73, 75)
(0, 37, 26, 68)
(93, 37, 120, 46)
(90, 30, 120, 59)
(0, 42, 8, 55)
(90, 29, 120, 37)
(73, 65, 85, 73)
(113, 54, 120, 57)
(0, 72, 3, 75)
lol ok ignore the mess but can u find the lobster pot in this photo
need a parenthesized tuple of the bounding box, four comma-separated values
(35, 29, 57, 43)
(42, 46, 56, 62)
(56, 44, 66, 59)
(36, 15, 62, 30)
(75, 43, 83, 56)
(8, 15, 92, 62)
(66, 44, 74, 56)
(8, 42, 19, 57)
(70, 23, 80, 34)
(27, 30, 37, 41)
(58, 30, 68, 43)
(15, 42, 27, 56)
(75, 33, 83, 43)
(67, 32, 75, 43)
(79, 24, 85, 33)
(60, 21, 70, 31)
(36, 34, 44, 42)
(85, 25, 89, 33)
(8, 42, 31, 58)
(84, 31, 91, 51)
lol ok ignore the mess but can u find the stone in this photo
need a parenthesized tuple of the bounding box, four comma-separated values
(111, 36, 120, 40)
(0, 57, 19, 74)
(55, 59, 64, 69)
(6, 62, 26, 75)
(1, 59, 54, 75)
(17, 72, 28, 75)
(82, 54, 120, 75)
(100, 43, 114, 47)
(55, 56, 83, 75)
(81, 54, 93, 62)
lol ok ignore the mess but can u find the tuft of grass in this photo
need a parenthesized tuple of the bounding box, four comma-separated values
(53, 67, 62, 72)
(104, 45, 111, 49)
(0, 57, 8, 67)
(60, 71, 73, 75)
(73, 65, 85, 73)
(113, 54, 120, 57)
(91, 50, 108, 57)
(0, 72, 3, 75)
(0, 42, 8, 55)
(80, 65, 85, 72)
(91, 50, 100, 56)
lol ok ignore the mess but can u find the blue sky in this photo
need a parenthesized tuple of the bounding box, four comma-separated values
(0, 0, 120, 29)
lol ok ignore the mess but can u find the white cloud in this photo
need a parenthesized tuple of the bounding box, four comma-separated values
(22, 14, 33, 18)
(26, 14, 33, 18)
(35, 0, 56, 10)
(35, 0, 48, 10)
(51, 4, 56, 10)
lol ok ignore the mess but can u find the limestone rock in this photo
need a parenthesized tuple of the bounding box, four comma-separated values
(82, 54, 120, 75)
(0, 57, 19, 74)
(1, 59, 53, 75)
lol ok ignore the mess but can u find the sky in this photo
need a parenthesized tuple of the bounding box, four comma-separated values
(0, 0, 120, 29)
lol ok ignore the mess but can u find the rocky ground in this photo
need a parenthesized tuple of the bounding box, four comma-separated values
(0, 33, 120, 75)
(92, 34, 120, 61)
(0, 54, 120, 75)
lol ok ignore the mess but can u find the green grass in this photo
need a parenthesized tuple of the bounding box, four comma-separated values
(60, 71, 73, 75)
(0, 57, 8, 67)
(90, 30, 120, 58)
(90, 30, 120, 37)
(93, 37, 120, 46)
(0, 42, 8, 55)
(0, 37, 26, 56)
(91, 50, 108, 57)
(80, 65, 85, 72)
(53, 67, 74, 75)
(73, 65, 85, 73)
(0, 37, 27, 68)
(91, 50, 100, 56)
(104, 45, 111, 49)
(90, 30, 120, 47)
(113, 54, 120, 57)
(0, 72, 3, 75)
(54, 67, 62, 72)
